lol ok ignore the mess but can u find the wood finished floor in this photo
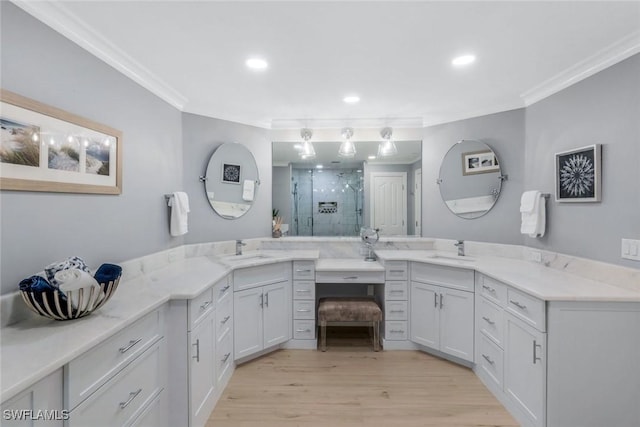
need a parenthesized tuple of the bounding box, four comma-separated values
(208, 328, 519, 427)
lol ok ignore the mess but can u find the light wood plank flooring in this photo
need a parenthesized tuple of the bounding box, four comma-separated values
(208, 328, 518, 427)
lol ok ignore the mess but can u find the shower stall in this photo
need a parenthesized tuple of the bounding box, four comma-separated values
(291, 167, 363, 236)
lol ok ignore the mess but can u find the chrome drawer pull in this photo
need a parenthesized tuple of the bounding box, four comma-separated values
(389, 290, 404, 293)
(533, 340, 542, 364)
(220, 285, 230, 293)
(389, 310, 405, 313)
(343, 276, 358, 280)
(389, 269, 405, 273)
(222, 352, 231, 363)
(510, 300, 527, 310)
(482, 285, 496, 293)
(221, 315, 231, 324)
(482, 354, 495, 365)
(119, 388, 142, 409)
(200, 300, 212, 310)
(296, 328, 312, 333)
(390, 329, 405, 333)
(119, 338, 142, 354)
(192, 339, 200, 362)
(482, 316, 495, 325)
(296, 309, 311, 312)
(296, 289, 311, 293)
(295, 269, 312, 273)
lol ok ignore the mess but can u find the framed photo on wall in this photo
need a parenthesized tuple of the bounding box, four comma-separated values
(462, 150, 499, 175)
(0, 89, 122, 194)
(555, 144, 601, 202)
(221, 163, 241, 184)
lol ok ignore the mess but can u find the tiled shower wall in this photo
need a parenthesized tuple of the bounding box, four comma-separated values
(291, 168, 364, 236)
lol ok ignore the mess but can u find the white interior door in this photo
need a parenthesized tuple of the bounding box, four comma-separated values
(414, 168, 422, 236)
(370, 171, 407, 235)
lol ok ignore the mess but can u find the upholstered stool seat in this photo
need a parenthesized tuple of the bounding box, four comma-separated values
(317, 297, 382, 351)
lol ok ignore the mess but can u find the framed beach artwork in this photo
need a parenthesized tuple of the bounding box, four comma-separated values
(555, 144, 601, 202)
(0, 89, 122, 194)
(462, 150, 499, 175)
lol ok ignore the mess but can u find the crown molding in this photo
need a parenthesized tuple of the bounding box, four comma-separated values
(11, 0, 188, 110)
(521, 31, 640, 107)
(421, 101, 526, 128)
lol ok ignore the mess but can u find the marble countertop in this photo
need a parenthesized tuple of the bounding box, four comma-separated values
(2, 246, 638, 403)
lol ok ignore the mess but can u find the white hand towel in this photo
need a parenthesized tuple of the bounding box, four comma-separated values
(55, 269, 101, 310)
(520, 191, 546, 237)
(520, 190, 540, 213)
(242, 180, 255, 202)
(169, 191, 190, 236)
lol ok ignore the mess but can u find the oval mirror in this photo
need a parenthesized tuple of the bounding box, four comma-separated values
(204, 142, 259, 219)
(438, 139, 503, 219)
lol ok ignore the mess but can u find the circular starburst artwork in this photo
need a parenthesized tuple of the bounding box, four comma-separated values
(556, 145, 601, 201)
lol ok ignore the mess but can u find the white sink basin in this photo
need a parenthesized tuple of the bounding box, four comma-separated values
(428, 253, 476, 262)
(219, 253, 270, 263)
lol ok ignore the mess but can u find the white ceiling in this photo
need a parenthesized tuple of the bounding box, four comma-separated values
(14, 1, 640, 129)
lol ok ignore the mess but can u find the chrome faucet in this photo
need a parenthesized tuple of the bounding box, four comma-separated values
(235, 239, 247, 255)
(454, 240, 465, 256)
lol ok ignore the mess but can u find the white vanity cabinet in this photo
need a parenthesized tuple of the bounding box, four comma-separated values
(410, 262, 475, 362)
(233, 262, 291, 361)
(1, 370, 64, 427)
(66, 307, 167, 427)
(167, 275, 232, 427)
(292, 261, 316, 341)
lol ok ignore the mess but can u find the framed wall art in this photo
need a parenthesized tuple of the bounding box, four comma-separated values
(221, 163, 241, 184)
(0, 89, 122, 194)
(462, 150, 499, 175)
(555, 144, 601, 202)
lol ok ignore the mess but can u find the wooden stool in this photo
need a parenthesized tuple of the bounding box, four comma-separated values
(317, 297, 382, 352)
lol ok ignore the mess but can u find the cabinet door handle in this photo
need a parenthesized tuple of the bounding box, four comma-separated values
(296, 328, 312, 333)
(343, 276, 358, 280)
(482, 285, 496, 293)
(533, 340, 542, 364)
(119, 388, 142, 409)
(259, 294, 264, 308)
(510, 300, 527, 310)
(482, 316, 495, 325)
(264, 292, 269, 307)
(434, 293, 438, 308)
(200, 300, 212, 311)
(192, 339, 200, 362)
(221, 315, 231, 324)
(119, 338, 142, 354)
(482, 354, 495, 365)
(222, 352, 231, 363)
(440, 293, 444, 309)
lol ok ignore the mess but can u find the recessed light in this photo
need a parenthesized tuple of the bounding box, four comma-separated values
(452, 54, 476, 67)
(343, 95, 360, 104)
(316, 164, 323, 169)
(246, 57, 268, 70)
(368, 155, 376, 160)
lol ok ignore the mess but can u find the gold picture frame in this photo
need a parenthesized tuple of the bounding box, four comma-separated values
(0, 89, 122, 194)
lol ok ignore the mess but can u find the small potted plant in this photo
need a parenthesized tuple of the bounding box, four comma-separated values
(272, 209, 282, 238)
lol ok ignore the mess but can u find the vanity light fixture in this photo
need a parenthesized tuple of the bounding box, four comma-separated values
(452, 54, 476, 67)
(299, 128, 316, 160)
(377, 127, 397, 157)
(246, 57, 269, 70)
(338, 127, 356, 158)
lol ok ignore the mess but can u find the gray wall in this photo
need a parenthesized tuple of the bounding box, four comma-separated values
(422, 109, 526, 244)
(524, 53, 640, 267)
(0, 3, 183, 294)
(181, 113, 272, 243)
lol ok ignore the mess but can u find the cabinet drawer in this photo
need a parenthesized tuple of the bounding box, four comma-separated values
(215, 275, 232, 304)
(216, 331, 233, 384)
(188, 286, 214, 328)
(478, 274, 507, 307)
(315, 270, 385, 284)
(506, 288, 546, 332)
(66, 309, 162, 410)
(293, 281, 315, 300)
(411, 262, 474, 291)
(385, 301, 408, 321)
(234, 262, 290, 291)
(130, 390, 165, 427)
(478, 334, 504, 389)
(478, 297, 504, 348)
(216, 292, 233, 342)
(68, 340, 164, 427)
(384, 281, 408, 300)
(293, 261, 315, 280)
(293, 320, 316, 340)
(293, 300, 315, 320)
(385, 321, 408, 341)
(385, 261, 408, 280)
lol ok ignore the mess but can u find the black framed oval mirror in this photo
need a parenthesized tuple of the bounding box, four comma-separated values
(204, 142, 259, 219)
(438, 139, 503, 219)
